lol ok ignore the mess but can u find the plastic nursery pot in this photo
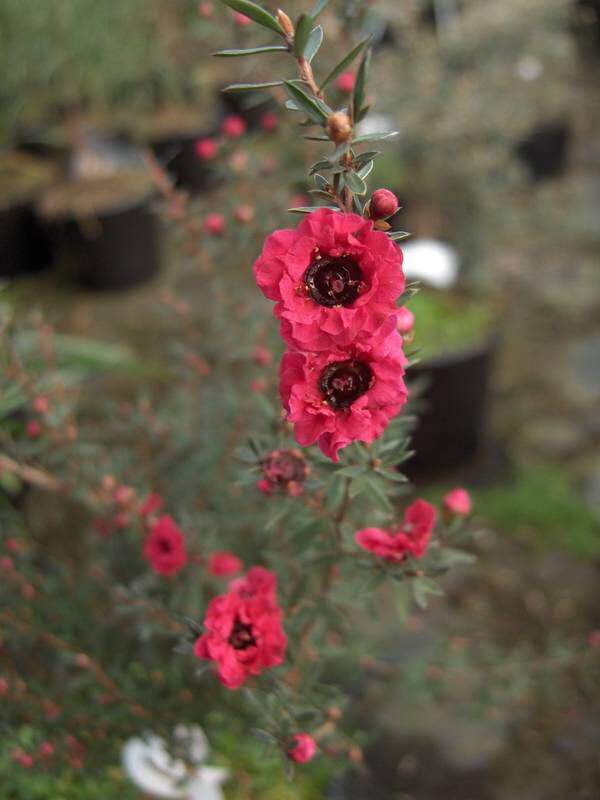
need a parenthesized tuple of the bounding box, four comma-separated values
(407, 337, 497, 476)
(515, 121, 571, 181)
(0, 152, 57, 278)
(39, 174, 161, 291)
(151, 130, 219, 194)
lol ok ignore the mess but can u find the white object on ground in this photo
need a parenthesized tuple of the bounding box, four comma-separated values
(122, 725, 228, 800)
(401, 238, 460, 290)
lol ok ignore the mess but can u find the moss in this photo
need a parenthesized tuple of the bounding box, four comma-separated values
(408, 288, 495, 359)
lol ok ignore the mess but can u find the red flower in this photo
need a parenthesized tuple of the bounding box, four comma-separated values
(143, 516, 188, 576)
(222, 114, 247, 139)
(355, 499, 437, 561)
(254, 209, 405, 351)
(195, 137, 218, 161)
(194, 567, 287, 689)
(204, 213, 225, 236)
(287, 733, 317, 764)
(207, 551, 243, 577)
(443, 487, 472, 517)
(260, 111, 279, 132)
(336, 71, 356, 93)
(259, 449, 309, 496)
(280, 324, 407, 461)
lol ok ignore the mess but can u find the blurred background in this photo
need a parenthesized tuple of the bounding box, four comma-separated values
(1, 0, 599, 797)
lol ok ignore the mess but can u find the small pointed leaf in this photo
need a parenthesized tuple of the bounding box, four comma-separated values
(305, 25, 324, 63)
(352, 131, 399, 144)
(294, 14, 313, 57)
(283, 81, 328, 123)
(321, 37, 370, 89)
(310, 0, 330, 18)
(223, 80, 283, 92)
(345, 170, 368, 195)
(219, 0, 284, 35)
(388, 231, 411, 241)
(213, 45, 288, 57)
(353, 46, 372, 121)
(288, 205, 338, 213)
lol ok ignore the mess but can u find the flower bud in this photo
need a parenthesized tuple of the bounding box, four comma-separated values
(204, 213, 225, 236)
(276, 9, 295, 37)
(370, 188, 399, 219)
(443, 487, 472, 516)
(336, 71, 356, 93)
(326, 112, 352, 144)
(396, 306, 415, 336)
(287, 733, 317, 764)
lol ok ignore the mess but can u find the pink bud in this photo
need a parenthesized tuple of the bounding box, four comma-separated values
(222, 114, 247, 139)
(396, 307, 415, 335)
(257, 478, 275, 495)
(370, 188, 399, 219)
(0, 556, 14, 572)
(443, 487, 472, 517)
(33, 395, 49, 414)
(198, 1, 213, 17)
(39, 741, 55, 758)
(233, 11, 252, 26)
(287, 733, 317, 764)
(26, 420, 42, 439)
(260, 111, 279, 132)
(252, 346, 272, 366)
(195, 137, 218, 161)
(204, 213, 226, 236)
(207, 551, 243, 577)
(336, 71, 356, 93)
(234, 205, 254, 224)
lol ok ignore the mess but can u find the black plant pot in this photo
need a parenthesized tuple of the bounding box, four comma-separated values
(407, 339, 496, 476)
(151, 132, 219, 194)
(516, 122, 571, 181)
(573, 0, 600, 55)
(55, 198, 160, 291)
(0, 203, 52, 278)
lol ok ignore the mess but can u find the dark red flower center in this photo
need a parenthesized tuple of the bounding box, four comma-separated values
(229, 618, 256, 651)
(319, 359, 374, 409)
(304, 255, 363, 308)
(157, 536, 173, 554)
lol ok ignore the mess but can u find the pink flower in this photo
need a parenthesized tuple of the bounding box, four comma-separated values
(336, 71, 356, 93)
(287, 733, 317, 764)
(195, 137, 218, 161)
(259, 449, 309, 496)
(250, 377, 267, 394)
(207, 551, 243, 577)
(139, 492, 163, 519)
(396, 306, 415, 335)
(234, 204, 254, 224)
(194, 567, 287, 689)
(356, 499, 437, 561)
(254, 209, 405, 351)
(143, 516, 188, 576)
(39, 741, 55, 758)
(26, 420, 42, 438)
(204, 213, 225, 236)
(280, 325, 408, 461)
(233, 10, 252, 26)
(260, 111, 279, 132)
(443, 487, 472, 517)
(222, 114, 247, 139)
(11, 749, 34, 768)
(370, 189, 399, 219)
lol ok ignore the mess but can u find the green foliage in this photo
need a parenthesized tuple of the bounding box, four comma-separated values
(409, 288, 496, 360)
(477, 465, 600, 558)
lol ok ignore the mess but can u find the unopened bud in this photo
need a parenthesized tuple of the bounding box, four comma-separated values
(326, 111, 352, 144)
(277, 9, 294, 38)
(370, 188, 399, 219)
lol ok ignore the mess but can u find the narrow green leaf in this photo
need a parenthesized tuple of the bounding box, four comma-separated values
(305, 25, 324, 63)
(353, 150, 381, 168)
(353, 46, 372, 121)
(313, 173, 329, 190)
(357, 104, 371, 122)
(288, 206, 338, 213)
(308, 189, 335, 201)
(413, 576, 445, 610)
(352, 131, 399, 144)
(310, 0, 330, 18)
(219, 0, 284, 35)
(294, 14, 313, 58)
(321, 37, 370, 90)
(388, 231, 411, 241)
(309, 160, 333, 174)
(303, 134, 330, 141)
(335, 465, 366, 478)
(223, 80, 283, 92)
(345, 170, 367, 195)
(213, 45, 288, 57)
(283, 81, 328, 123)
